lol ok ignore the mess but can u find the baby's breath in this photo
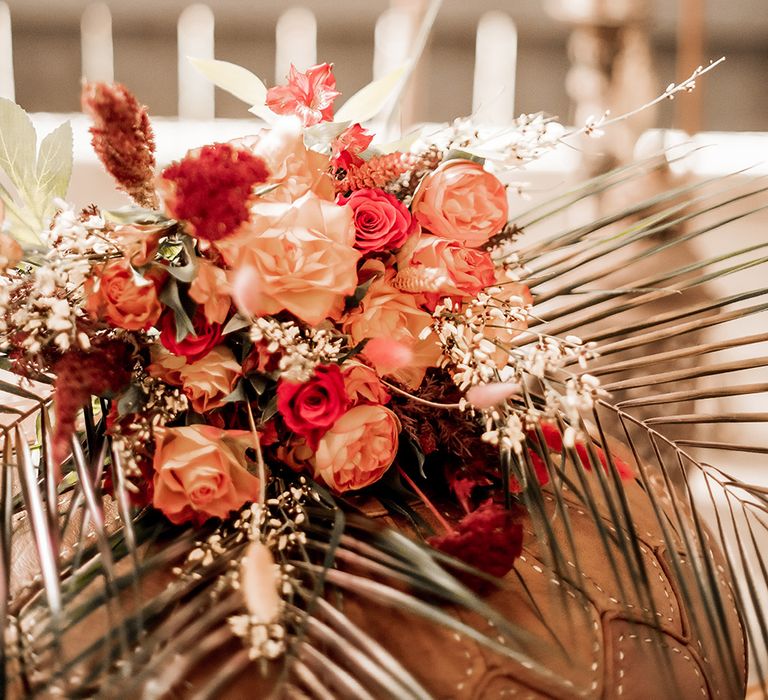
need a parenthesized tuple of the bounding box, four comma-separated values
(250, 317, 344, 383)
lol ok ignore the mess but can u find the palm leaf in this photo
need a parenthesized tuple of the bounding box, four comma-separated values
(2, 151, 767, 698)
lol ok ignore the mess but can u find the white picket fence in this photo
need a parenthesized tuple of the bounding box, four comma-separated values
(0, 1, 518, 125)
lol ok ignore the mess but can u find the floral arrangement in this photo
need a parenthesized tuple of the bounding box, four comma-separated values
(0, 57, 728, 676)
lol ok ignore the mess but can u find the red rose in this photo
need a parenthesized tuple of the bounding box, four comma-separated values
(277, 364, 348, 449)
(337, 188, 418, 253)
(159, 309, 223, 362)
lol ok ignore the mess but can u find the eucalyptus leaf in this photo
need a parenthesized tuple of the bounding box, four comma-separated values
(303, 121, 351, 153)
(105, 208, 174, 227)
(163, 235, 199, 284)
(158, 278, 195, 342)
(220, 381, 245, 405)
(116, 385, 143, 417)
(334, 64, 409, 124)
(222, 313, 251, 335)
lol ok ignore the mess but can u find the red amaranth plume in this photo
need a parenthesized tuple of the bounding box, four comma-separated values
(51, 339, 134, 469)
(81, 81, 159, 209)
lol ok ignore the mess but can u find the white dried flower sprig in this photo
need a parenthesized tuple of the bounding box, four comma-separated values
(250, 317, 345, 383)
(171, 481, 316, 663)
(43, 200, 114, 258)
(431, 287, 604, 465)
(0, 202, 118, 357)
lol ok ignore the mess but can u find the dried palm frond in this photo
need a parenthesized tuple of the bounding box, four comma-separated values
(1, 148, 766, 698)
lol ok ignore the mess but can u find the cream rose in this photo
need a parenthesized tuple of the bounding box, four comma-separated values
(228, 193, 360, 326)
(312, 405, 400, 492)
(152, 425, 260, 524)
(234, 120, 334, 204)
(411, 159, 508, 247)
(342, 259, 440, 388)
(178, 345, 241, 413)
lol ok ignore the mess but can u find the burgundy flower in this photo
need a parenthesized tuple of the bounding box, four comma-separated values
(266, 63, 341, 126)
(159, 309, 223, 362)
(429, 501, 523, 589)
(52, 340, 134, 468)
(160, 143, 269, 242)
(337, 188, 418, 253)
(277, 364, 349, 449)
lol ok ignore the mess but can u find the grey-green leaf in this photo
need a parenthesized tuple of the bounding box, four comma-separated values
(34, 120, 73, 214)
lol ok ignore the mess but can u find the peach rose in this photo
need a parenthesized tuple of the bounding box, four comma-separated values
(85, 259, 162, 331)
(228, 193, 360, 326)
(152, 424, 260, 524)
(147, 347, 187, 386)
(342, 363, 390, 405)
(111, 224, 161, 266)
(312, 405, 400, 492)
(178, 345, 241, 413)
(342, 259, 440, 388)
(235, 119, 334, 204)
(0, 232, 22, 273)
(411, 160, 508, 247)
(190, 259, 231, 325)
(403, 234, 497, 310)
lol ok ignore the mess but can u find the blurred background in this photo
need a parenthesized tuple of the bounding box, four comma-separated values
(3, 0, 767, 132)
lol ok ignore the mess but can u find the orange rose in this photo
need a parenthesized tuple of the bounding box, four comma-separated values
(152, 425, 260, 524)
(228, 193, 360, 326)
(189, 258, 231, 325)
(342, 259, 440, 388)
(412, 160, 508, 247)
(85, 259, 162, 331)
(312, 405, 400, 492)
(178, 345, 241, 413)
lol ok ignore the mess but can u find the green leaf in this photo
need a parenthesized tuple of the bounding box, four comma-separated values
(158, 278, 195, 342)
(163, 235, 199, 284)
(0, 97, 37, 201)
(105, 208, 174, 226)
(188, 57, 275, 123)
(34, 120, 73, 212)
(335, 63, 409, 124)
(220, 381, 246, 405)
(222, 313, 251, 335)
